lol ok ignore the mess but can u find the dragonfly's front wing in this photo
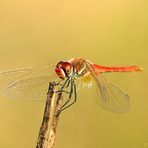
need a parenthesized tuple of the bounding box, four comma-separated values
(0, 64, 58, 100)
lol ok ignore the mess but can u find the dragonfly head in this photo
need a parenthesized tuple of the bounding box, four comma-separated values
(55, 61, 73, 79)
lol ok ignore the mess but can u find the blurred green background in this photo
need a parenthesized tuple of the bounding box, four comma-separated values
(0, 0, 147, 148)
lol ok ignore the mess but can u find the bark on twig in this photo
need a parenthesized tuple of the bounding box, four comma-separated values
(36, 82, 62, 148)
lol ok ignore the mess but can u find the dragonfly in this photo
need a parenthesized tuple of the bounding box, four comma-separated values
(0, 57, 143, 114)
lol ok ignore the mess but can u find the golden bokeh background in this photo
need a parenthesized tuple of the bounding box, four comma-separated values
(0, 0, 147, 148)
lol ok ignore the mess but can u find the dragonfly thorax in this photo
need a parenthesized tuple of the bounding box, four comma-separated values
(55, 61, 73, 79)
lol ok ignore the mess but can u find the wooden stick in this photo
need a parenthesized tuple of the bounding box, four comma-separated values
(36, 82, 62, 148)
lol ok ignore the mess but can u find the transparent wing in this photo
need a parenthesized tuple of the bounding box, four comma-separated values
(0, 68, 32, 90)
(84, 61, 130, 113)
(95, 74, 130, 112)
(0, 64, 58, 100)
(4, 76, 53, 100)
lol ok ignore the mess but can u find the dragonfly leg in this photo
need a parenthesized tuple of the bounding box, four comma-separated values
(56, 80, 73, 115)
(58, 79, 73, 111)
(55, 77, 70, 92)
(47, 78, 70, 99)
(66, 79, 71, 88)
(59, 77, 70, 91)
(57, 80, 77, 115)
(55, 79, 63, 85)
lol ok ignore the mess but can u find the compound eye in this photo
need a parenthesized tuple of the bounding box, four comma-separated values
(62, 62, 72, 75)
(56, 61, 64, 68)
(55, 67, 65, 79)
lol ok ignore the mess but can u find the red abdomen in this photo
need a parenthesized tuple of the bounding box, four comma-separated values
(92, 64, 144, 73)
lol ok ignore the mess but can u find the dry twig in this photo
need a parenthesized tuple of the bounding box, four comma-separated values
(36, 82, 62, 148)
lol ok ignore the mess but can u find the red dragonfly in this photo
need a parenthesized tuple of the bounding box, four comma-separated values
(0, 58, 143, 113)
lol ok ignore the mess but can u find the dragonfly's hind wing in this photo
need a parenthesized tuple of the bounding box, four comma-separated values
(84, 61, 130, 113)
(0, 68, 32, 90)
(3, 76, 58, 100)
(0, 63, 58, 100)
(95, 75, 130, 112)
